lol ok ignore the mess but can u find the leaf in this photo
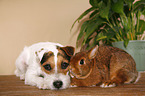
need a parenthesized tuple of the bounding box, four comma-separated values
(89, 0, 98, 7)
(105, 31, 116, 40)
(99, 0, 110, 20)
(143, 10, 145, 15)
(112, 0, 118, 3)
(95, 32, 107, 41)
(98, 1, 105, 8)
(124, 4, 130, 15)
(124, 0, 135, 9)
(84, 22, 98, 42)
(120, 14, 129, 34)
(84, 18, 104, 43)
(112, 0, 124, 14)
(77, 21, 89, 41)
(133, 1, 145, 12)
(124, 0, 135, 3)
(111, 38, 118, 42)
(89, 10, 99, 18)
(138, 20, 145, 33)
(124, 39, 129, 48)
(71, 7, 96, 31)
(76, 7, 96, 22)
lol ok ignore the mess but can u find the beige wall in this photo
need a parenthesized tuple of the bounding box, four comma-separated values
(0, 0, 90, 75)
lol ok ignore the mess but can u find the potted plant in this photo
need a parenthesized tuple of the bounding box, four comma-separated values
(71, 0, 145, 71)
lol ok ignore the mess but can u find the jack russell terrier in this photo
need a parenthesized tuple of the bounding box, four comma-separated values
(15, 42, 74, 90)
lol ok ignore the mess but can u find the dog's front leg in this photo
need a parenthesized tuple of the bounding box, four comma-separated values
(24, 68, 48, 89)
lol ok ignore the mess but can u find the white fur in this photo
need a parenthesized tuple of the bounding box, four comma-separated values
(15, 42, 70, 90)
(100, 83, 116, 88)
(54, 51, 58, 74)
(134, 71, 143, 84)
(44, 73, 71, 90)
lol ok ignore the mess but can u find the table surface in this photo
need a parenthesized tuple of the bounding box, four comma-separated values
(0, 72, 145, 96)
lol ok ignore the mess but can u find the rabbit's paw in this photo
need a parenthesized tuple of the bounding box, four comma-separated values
(100, 81, 116, 88)
(70, 85, 77, 88)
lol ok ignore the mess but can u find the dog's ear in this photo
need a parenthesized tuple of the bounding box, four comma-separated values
(60, 46, 75, 57)
(88, 45, 98, 59)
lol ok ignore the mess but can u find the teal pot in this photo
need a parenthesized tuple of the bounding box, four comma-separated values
(112, 40, 145, 71)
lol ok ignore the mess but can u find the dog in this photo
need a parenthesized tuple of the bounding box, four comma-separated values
(15, 42, 74, 90)
(69, 45, 138, 87)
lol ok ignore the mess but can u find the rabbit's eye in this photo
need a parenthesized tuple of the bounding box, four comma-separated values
(80, 59, 84, 65)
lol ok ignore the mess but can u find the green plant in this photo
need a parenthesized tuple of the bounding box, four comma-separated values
(71, 0, 145, 49)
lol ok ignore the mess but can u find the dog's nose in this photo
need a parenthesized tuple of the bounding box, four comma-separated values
(53, 80, 63, 89)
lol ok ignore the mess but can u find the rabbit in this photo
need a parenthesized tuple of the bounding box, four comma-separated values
(69, 45, 138, 87)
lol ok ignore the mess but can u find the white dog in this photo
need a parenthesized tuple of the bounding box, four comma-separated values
(15, 42, 74, 90)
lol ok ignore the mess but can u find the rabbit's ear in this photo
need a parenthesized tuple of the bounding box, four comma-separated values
(88, 45, 98, 59)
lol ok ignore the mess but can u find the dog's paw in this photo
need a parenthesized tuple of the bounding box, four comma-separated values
(100, 82, 116, 88)
(15, 70, 25, 80)
(15, 69, 20, 76)
(37, 79, 50, 90)
(36, 79, 49, 89)
(25, 76, 49, 89)
(37, 83, 49, 90)
(37, 84, 47, 89)
(20, 74, 25, 80)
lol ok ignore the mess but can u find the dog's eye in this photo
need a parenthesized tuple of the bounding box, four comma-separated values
(61, 62, 69, 69)
(43, 64, 51, 71)
(80, 59, 84, 65)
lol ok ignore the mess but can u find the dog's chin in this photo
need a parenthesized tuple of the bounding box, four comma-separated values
(50, 85, 69, 90)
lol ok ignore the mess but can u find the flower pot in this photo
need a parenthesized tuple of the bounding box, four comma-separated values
(112, 40, 145, 71)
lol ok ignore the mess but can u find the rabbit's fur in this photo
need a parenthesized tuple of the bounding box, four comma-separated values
(69, 45, 138, 87)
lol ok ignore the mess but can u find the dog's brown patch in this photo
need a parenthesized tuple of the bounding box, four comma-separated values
(35, 48, 45, 57)
(59, 46, 74, 57)
(40, 51, 54, 64)
(57, 49, 70, 75)
(40, 51, 55, 74)
(40, 46, 74, 75)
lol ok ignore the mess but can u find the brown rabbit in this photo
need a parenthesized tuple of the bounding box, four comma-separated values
(69, 45, 138, 87)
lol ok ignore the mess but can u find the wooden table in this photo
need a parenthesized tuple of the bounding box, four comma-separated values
(0, 72, 145, 96)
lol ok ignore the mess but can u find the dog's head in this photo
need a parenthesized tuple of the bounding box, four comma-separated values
(35, 45, 75, 90)
(69, 45, 98, 79)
